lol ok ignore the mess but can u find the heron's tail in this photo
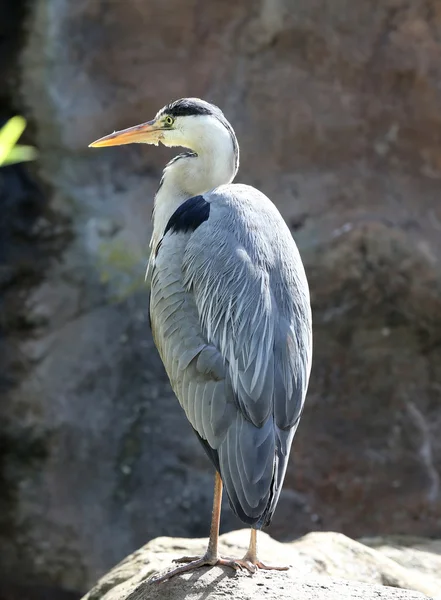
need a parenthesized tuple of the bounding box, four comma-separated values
(218, 416, 295, 528)
(194, 414, 296, 527)
(258, 426, 295, 527)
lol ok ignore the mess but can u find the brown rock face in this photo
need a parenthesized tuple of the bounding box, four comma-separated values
(1, 0, 441, 592)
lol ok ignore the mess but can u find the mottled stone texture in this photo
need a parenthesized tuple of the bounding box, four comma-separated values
(81, 530, 438, 600)
(1, 0, 441, 592)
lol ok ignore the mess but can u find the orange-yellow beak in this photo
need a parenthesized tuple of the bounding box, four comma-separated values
(89, 119, 163, 148)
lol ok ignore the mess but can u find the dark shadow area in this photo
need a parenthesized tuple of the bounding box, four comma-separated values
(0, 2, 76, 600)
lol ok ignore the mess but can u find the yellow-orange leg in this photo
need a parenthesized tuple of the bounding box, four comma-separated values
(236, 528, 289, 572)
(149, 474, 288, 583)
(150, 472, 247, 583)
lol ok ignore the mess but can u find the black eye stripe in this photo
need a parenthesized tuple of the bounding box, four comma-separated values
(156, 98, 240, 174)
(162, 99, 214, 118)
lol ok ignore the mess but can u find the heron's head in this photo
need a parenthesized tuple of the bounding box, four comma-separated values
(89, 98, 238, 159)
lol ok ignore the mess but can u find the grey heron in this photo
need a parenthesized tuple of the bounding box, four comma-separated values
(89, 98, 312, 582)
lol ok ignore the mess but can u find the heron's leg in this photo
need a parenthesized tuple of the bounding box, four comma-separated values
(150, 472, 246, 583)
(236, 528, 289, 572)
(173, 469, 223, 563)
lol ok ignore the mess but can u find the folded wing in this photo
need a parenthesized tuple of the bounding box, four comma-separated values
(150, 189, 312, 526)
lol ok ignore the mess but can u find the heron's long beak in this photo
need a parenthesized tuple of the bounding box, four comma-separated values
(89, 119, 163, 148)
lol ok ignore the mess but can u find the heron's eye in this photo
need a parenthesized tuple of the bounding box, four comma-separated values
(164, 116, 174, 127)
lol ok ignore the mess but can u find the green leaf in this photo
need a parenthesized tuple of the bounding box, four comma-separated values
(0, 116, 37, 167)
(1, 145, 38, 166)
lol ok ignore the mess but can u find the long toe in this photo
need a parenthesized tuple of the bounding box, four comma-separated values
(253, 560, 289, 571)
(215, 557, 247, 572)
(225, 558, 257, 574)
(251, 560, 289, 571)
(149, 557, 212, 584)
(239, 552, 289, 572)
(172, 555, 201, 564)
(149, 554, 245, 584)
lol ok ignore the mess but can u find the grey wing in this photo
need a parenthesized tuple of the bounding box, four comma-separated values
(150, 197, 311, 526)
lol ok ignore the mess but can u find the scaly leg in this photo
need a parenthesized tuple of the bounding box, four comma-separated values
(235, 529, 289, 572)
(150, 472, 248, 583)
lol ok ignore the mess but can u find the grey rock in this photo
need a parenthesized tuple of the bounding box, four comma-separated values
(82, 530, 436, 600)
(360, 536, 441, 594)
(84, 574, 428, 600)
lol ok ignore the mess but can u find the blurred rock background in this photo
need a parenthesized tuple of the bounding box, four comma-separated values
(1, 0, 441, 597)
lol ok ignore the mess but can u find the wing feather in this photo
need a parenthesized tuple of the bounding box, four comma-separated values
(149, 185, 312, 526)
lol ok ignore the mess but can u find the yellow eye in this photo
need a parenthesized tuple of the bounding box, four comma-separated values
(164, 116, 174, 127)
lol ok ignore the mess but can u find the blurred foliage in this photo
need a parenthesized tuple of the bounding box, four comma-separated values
(98, 238, 147, 302)
(0, 116, 37, 166)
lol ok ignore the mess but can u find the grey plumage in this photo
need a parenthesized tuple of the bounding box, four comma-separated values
(89, 97, 312, 535)
(150, 183, 311, 527)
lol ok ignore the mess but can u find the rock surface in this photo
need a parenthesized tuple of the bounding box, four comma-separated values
(1, 0, 441, 592)
(82, 530, 438, 600)
(362, 536, 441, 591)
(83, 574, 426, 600)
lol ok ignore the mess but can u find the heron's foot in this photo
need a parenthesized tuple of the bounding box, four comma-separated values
(238, 552, 289, 573)
(150, 553, 253, 583)
(174, 553, 289, 573)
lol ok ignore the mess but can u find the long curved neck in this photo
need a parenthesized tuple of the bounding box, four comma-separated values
(150, 123, 238, 250)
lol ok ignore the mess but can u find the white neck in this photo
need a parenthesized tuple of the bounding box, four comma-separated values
(150, 116, 238, 251)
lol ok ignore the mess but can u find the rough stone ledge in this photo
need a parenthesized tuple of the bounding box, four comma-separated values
(82, 530, 439, 600)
